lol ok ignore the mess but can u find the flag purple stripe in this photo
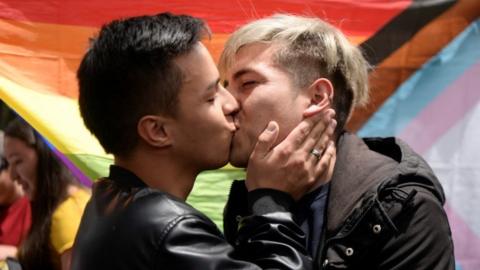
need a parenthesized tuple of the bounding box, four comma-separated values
(52, 148, 93, 187)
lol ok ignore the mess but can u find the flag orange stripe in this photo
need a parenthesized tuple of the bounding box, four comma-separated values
(0, 17, 366, 99)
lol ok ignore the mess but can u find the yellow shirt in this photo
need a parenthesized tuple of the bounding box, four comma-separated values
(50, 188, 90, 255)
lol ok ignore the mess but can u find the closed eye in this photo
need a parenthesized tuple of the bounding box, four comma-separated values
(208, 94, 218, 103)
(242, 81, 258, 88)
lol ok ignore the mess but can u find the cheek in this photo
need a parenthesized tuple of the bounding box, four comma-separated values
(21, 157, 38, 184)
(248, 97, 304, 142)
(0, 174, 8, 189)
(183, 113, 226, 143)
(243, 93, 277, 123)
(245, 97, 289, 126)
(15, 164, 29, 180)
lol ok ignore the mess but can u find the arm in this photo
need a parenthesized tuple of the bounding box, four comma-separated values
(218, 107, 335, 267)
(60, 249, 72, 270)
(224, 107, 336, 258)
(161, 190, 312, 270)
(234, 189, 310, 269)
(0, 245, 17, 260)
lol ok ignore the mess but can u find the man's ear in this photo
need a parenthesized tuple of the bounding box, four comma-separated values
(308, 78, 334, 109)
(137, 115, 172, 148)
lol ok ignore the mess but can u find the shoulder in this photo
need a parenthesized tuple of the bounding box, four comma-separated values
(133, 189, 206, 219)
(126, 189, 217, 235)
(50, 187, 91, 254)
(53, 187, 90, 222)
(125, 191, 223, 253)
(395, 185, 450, 233)
(375, 185, 455, 268)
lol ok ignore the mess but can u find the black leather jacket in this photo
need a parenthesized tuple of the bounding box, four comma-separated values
(225, 133, 455, 270)
(71, 166, 312, 270)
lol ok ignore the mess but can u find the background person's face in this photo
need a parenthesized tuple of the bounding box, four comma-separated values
(168, 42, 238, 170)
(225, 43, 311, 167)
(0, 168, 23, 205)
(3, 136, 38, 200)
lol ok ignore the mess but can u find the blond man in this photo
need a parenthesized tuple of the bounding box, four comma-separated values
(221, 14, 455, 270)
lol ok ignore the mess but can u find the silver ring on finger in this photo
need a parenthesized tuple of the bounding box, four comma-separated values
(310, 148, 321, 159)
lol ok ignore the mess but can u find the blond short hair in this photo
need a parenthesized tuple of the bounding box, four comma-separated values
(219, 14, 370, 129)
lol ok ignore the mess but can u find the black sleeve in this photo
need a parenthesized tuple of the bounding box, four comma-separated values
(159, 215, 260, 270)
(378, 189, 455, 270)
(160, 189, 312, 270)
(234, 189, 311, 270)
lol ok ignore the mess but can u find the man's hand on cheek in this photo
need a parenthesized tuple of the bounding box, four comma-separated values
(245, 107, 337, 200)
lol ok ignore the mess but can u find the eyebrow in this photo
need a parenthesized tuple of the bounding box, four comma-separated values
(206, 78, 220, 92)
(232, 68, 256, 81)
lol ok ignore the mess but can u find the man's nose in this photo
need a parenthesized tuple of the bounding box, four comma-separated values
(220, 86, 240, 116)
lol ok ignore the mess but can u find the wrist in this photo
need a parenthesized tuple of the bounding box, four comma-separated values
(247, 189, 294, 215)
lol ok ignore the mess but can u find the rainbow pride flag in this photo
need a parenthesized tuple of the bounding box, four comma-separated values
(1, 1, 478, 269)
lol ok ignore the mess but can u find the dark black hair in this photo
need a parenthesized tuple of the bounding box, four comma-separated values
(78, 12, 209, 157)
(5, 118, 77, 270)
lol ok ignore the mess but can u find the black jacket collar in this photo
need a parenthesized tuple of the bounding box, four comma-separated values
(109, 165, 147, 188)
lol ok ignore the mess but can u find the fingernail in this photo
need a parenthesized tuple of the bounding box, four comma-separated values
(330, 120, 337, 129)
(328, 109, 336, 117)
(267, 121, 276, 132)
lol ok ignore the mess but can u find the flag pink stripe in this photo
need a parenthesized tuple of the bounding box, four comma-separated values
(445, 204, 480, 270)
(399, 60, 480, 154)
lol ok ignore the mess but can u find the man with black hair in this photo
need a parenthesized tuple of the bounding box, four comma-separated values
(72, 13, 336, 270)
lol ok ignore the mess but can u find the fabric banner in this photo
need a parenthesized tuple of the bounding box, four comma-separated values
(1, 1, 478, 268)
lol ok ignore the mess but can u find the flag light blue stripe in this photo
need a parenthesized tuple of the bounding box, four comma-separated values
(359, 20, 480, 137)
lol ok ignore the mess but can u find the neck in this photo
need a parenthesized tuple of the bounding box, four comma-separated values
(114, 149, 198, 201)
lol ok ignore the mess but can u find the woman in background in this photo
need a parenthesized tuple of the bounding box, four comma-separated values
(3, 118, 90, 270)
(0, 155, 31, 260)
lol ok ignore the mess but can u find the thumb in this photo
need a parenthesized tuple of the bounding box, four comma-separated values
(251, 121, 279, 158)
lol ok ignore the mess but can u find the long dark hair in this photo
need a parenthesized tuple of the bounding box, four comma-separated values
(5, 118, 76, 270)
